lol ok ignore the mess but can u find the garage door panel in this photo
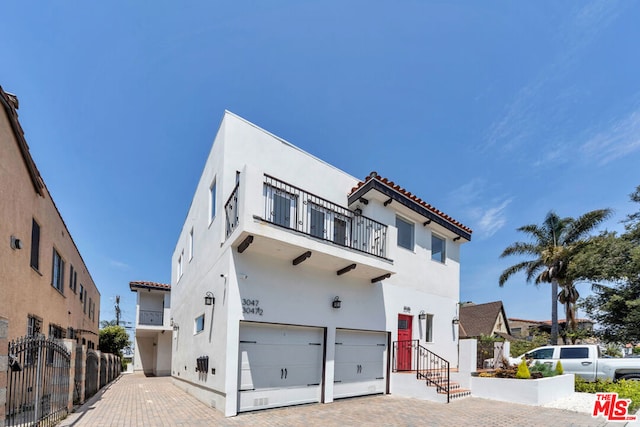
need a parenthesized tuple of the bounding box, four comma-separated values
(238, 323, 324, 413)
(334, 329, 387, 399)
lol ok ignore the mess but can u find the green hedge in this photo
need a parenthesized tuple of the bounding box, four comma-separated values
(575, 377, 640, 412)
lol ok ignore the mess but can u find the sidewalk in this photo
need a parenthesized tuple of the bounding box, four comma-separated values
(60, 373, 614, 426)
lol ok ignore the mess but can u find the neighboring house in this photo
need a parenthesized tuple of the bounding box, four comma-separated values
(509, 317, 595, 344)
(129, 281, 172, 376)
(0, 86, 100, 345)
(170, 111, 472, 416)
(458, 301, 512, 340)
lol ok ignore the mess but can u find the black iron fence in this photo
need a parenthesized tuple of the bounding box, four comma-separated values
(392, 340, 451, 403)
(262, 175, 388, 259)
(6, 335, 70, 427)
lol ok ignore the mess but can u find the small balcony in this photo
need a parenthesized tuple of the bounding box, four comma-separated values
(224, 171, 395, 282)
(139, 310, 164, 326)
(227, 174, 388, 259)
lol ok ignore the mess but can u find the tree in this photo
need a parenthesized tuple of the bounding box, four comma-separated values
(99, 325, 130, 356)
(575, 186, 640, 343)
(499, 209, 611, 345)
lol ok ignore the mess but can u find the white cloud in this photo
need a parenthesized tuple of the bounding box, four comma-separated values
(476, 199, 513, 239)
(109, 259, 130, 270)
(580, 109, 640, 165)
(449, 179, 512, 240)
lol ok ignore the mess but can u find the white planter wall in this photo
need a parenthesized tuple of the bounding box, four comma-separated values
(470, 374, 575, 405)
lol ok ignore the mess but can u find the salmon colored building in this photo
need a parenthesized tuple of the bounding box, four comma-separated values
(0, 86, 100, 346)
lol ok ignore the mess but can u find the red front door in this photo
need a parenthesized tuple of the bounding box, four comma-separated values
(397, 314, 413, 370)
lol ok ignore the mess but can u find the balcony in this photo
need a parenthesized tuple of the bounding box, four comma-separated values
(224, 172, 395, 282)
(228, 175, 388, 259)
(139, 310, 164, 326)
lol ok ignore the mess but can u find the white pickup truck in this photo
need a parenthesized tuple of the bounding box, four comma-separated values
(512, 345, 640, 381)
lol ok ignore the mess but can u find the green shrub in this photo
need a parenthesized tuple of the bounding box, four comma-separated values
(516, 360, 531, 379)
(529, 362, 557, 378)
(555, 360, 564, 375)
(575, 377, 640, 412)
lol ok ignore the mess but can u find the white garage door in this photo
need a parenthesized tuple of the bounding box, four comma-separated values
(238, 323, 324, 412)
(334, 329, 387, 399)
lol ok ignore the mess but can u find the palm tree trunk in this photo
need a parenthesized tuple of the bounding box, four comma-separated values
(551, 279, 559, 344)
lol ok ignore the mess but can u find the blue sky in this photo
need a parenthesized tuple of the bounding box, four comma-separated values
(3, 1, 640, 327)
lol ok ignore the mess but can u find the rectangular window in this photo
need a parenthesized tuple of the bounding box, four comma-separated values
(334, 218, 347, 245)
(272, 192, 295, 228)
(194, 314, 205, 334)
(89, 297, 93, 319)
(560, 347, 589, 359)
(189, 228, 194, 261)
(431, 234, 446, 263)
(309, 206, 325, 239)
(83, 290, 87, 313)
(30, 219, 40, 270)
(425, 314, 434, 342)
(209, 180, 217, 222)
(27, 315, 42, 336)
(51, 249, 65, 292)
(69, 265, 76, 292)
(177, 252, 183, 281)
(396, 216, 414, 250)
(79, 284, 84, 301)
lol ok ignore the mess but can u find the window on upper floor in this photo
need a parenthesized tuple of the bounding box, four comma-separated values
(431, 234, 446, 263)
(177, 252, 183, 281)
(194, 314, 205, 334)
(69, 264, 77, 293)
(52, 248, 65, 293)
(396, 216, 414, 250)
(309, 205, 326, 239)
(30, 219, 40, 270)
(209, 179, 217, 223)
(271, 190, 296, 228)
(189, 228, 194, 261)
(79, 284, 84, 301)
(83, 290, 87, 313)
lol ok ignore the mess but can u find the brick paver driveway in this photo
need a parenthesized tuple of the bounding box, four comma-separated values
(59, 373, 614, 426)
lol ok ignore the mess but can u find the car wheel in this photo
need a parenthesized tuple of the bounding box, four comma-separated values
(620, 374, 640, 381)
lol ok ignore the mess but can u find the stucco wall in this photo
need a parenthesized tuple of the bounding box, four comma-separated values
(0, 96, 100, 344)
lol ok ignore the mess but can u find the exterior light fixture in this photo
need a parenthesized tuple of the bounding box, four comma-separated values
(418, 310, 426, 320)
(332, 296, 341, 309)
(452, 316, 460, 325)
(204, 292, 215, 306)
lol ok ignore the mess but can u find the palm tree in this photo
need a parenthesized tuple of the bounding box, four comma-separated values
(499, 209, 611, 344)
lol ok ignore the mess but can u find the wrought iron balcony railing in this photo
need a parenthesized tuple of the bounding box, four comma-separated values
(262, 175, 388, 259)
(139, 310, 164, 326)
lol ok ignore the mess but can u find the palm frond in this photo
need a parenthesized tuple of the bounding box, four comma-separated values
(499, 260, 537, 286)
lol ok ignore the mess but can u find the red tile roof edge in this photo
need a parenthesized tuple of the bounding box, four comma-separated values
(350, 171, 472, 234)
(129, 281, 171, 290)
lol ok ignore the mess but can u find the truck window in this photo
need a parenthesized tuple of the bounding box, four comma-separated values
(527, 348, 554, 359)
(559, 347, 589, 359)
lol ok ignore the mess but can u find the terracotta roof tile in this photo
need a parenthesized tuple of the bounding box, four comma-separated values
(350, 172, 472, 234)
(129, 281, 171, 291)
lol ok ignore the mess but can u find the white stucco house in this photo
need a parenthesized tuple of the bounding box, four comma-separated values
(170, 111, 472, 416)
(129, 281, 172, 376)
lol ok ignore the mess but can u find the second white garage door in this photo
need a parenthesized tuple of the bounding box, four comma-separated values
(334, 329, 387, 399)
(238, 323, 324, 413)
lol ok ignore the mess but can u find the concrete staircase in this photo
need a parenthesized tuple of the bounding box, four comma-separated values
(390, 370, 471, 403)
(423, 369, 471, 401)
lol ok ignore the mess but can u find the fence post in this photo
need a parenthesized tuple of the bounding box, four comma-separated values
(0, 317, 8, 427)
(62, 340, 75, 412)
(78, 344, 86, 403)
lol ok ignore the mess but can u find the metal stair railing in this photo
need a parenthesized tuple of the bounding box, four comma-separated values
(392, 340, 451, 403)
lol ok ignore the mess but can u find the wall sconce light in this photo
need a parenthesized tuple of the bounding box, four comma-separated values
(332, 296, 342, 309)
(204, 292, 215, 306)
(452, 316, 460, 325)
(418, 310, 426, 320)
(10, 236, 22, 250)
(354, 208, 362, 215)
